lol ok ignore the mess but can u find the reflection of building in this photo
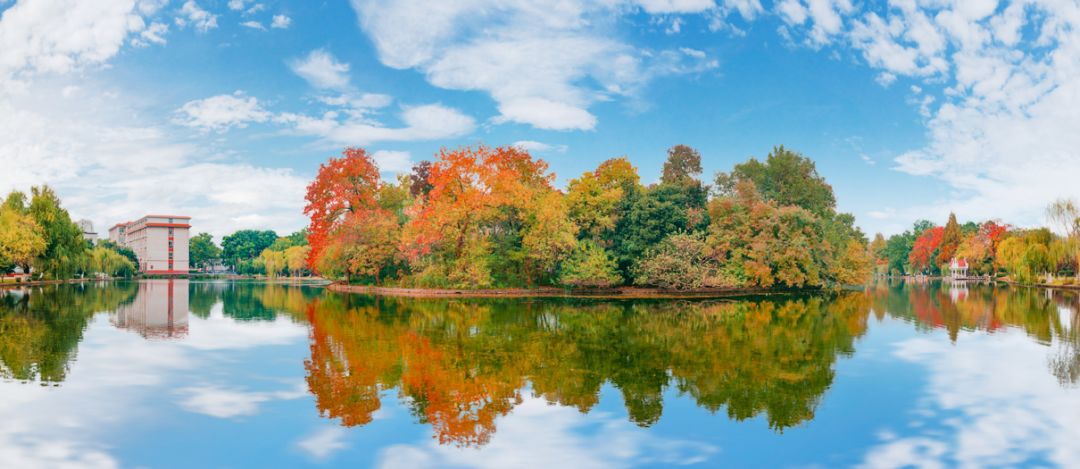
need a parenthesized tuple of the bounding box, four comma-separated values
(109, 215, 191, 274)
(77, 219, 97, 243)
(113, 280, 189, 339)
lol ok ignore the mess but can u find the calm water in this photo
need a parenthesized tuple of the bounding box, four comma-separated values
(2, 280, 1079, 468)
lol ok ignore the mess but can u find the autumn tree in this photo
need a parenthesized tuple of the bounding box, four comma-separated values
(558, 240, 621, 288)
(27, 186, 86, 280)
(660, 144, 703, 186)
(909, 226, 944, 274)
(566, 157, 641, 241)
(1047, 198, 1080, 280)
(938, 212, 962, 268)
(0, 201, 47, 273)
(304, 147, 382, 269)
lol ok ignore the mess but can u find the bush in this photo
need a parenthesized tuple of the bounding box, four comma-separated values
(634, 233, 722, 290)
(559, 241, 621, 288)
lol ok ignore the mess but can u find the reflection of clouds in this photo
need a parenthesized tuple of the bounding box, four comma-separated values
(180, 303, 307, 350)
(177, 382, 307, 419)
(377, 396, 718, 469)
(0, 308, 311, 468)
(861, 332, 1080, 468)
(296, 426, 349, 460)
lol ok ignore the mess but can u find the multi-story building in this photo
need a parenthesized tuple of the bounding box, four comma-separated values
(77, 219, 98, 243)
(109, 215, 191, 274)
(112, 279, 189, 339)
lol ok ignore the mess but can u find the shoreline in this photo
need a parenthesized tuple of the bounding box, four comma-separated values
(326, 283, 812, 299)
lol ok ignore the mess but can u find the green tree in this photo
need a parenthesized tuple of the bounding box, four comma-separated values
(613, 183, 708, 281)
(558, 240, 621, 288)
(28, 186, 86, 280)
(634, 232, 722, 290)
(189, 232, 221, 270)
(222, 230, 278, 269)
(715, 145, 836, 216)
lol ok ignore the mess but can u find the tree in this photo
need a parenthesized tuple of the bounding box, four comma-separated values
(909, 226, 944, 274)
(1047, 198, 1080, 280)
(558, 241, 621, 288)
(869, 233, 888, 274)
(189, 232, 221, 270)
(634, 233, 722, 290)
(222, 230, 277, 269)
(285, 245, 310, 276)
(28, 186, 86, 279)
(97, 240, 138, 266)
(661, 145, 703, 186)
(408, 160, 434, 199)
(938, 212, 962, 268)
(86, 246, 135, 277)
(521, 191, 577, 286)
(304, 147, 382, 270)
(260, 248, 287, 277)
(715, 145, 836, 216)
(316, 212, 400, 284)
(566, 157, 641, 241)
(0, 205, 47, 273)
(612, 182, 708, 281)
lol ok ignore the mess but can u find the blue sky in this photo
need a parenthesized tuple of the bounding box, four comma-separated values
(3, 0, 1079, 239)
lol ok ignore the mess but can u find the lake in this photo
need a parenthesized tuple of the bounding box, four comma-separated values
(2, 279, 1079, 468)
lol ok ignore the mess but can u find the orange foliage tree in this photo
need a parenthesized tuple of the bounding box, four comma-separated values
(303, 148, 382, 271)
(909, 226, 944, 273)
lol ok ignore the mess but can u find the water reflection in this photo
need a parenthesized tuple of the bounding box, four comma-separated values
(113, 280, 190, 339)
(303, 292, 872, 446)
(866, 279, 1080, 387)
(0, 281, 137, 383)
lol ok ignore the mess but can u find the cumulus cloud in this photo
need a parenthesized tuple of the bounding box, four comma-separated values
(271, 14, 291, 29)
(370, 150, 413, 174)
(512, 140, 568, 153)
(280, 103, 475, 146)
(349, 0, 721, 130)
(296, 427, 350, 460)
(289, 49, 351, 90)
(0, 0, 164, 83)
(176, 0, 218, 32)
(174, 93, 271, 131)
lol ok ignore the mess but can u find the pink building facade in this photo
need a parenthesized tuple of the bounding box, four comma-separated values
(109, 215, 191, 274)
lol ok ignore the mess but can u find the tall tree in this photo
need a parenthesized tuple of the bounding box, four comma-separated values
(189, 232, 222, 270)
(304, 147, 382, 269)
(715, 145, 837, 216)
(566, 157, 641, 242)
(28, 186, 86, 279)
(0, 204, 47, 273)
(1047, 198, 1080, 280)
(222, 230, 277, 268)
(660, 144, 703, 186)
(938, 212, 962, 267)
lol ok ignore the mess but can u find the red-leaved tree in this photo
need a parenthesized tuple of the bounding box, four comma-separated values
(303, 148, 381, 270)
(909, 226, 944, 273)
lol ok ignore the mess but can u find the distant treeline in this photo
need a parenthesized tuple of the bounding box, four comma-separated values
(869, 200, 1080, 285)
(301, 144, 872, 290)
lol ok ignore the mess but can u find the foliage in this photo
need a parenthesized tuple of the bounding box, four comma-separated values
(938, 212, 962, 268)
(86, 246, 136, 277)
(304, 147, 382, 269)
(285, 245, 310, 276)
(260, 248, 287, 277)
(558, 240, 621, 288)
(660, 144, 703, 186)
(0, 202, 47, 272)
(909, 226, 943, 274)
(714, 145, 836, 216)
(566, 157, 640, 241)
(634, 233, 722, 290)
(222, 229, 277, 268)
(188, 232, 221, 270)
(27, 186, 86, 280)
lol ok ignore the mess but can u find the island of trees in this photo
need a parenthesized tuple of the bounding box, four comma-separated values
(300, 144, 873, 291)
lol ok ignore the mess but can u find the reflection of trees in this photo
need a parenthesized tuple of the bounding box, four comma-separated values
(304, 292, 872, 445)
(868, 280, 1080, 387)
(0, 282, 137, 383)
(189, 282, 317, 322)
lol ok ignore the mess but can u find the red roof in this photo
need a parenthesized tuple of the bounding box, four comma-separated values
(953, 258, 968, 268)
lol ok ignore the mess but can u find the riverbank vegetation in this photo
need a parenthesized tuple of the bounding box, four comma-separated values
(869, 199, 1080, 285)
(302, 144, 872, 290)
(0, 187, 135, 280)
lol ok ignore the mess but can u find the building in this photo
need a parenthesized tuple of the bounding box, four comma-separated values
(949, 258, 969, 279)
(109, 215, 191, 274)
(77, 219, 97, 243)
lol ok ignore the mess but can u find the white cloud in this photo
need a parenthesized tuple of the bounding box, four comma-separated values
(177, 1, 218, 33)
(296, 427, 350, 460)
(133, 21, 170, 47)
(377, 396, 718, 469)
(174, 93, 271, 131)
(271, 14, 291, 29)
(371, 150, 413, 174)
(289, 49, 351, 90)
(636, 0, 715, 14)
(0, 0, 163, 83)
(241, 20, 266, 31)
(281, 103, 475, 146)
(177, 382, 306, 419)
(512, 140, 568, 153)
(861, 329, 1080, 467)
(227, 0, 245, 10)
(350, 0, 720, 130)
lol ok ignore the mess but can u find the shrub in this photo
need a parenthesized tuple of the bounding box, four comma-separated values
(559, 241, 621, 288)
